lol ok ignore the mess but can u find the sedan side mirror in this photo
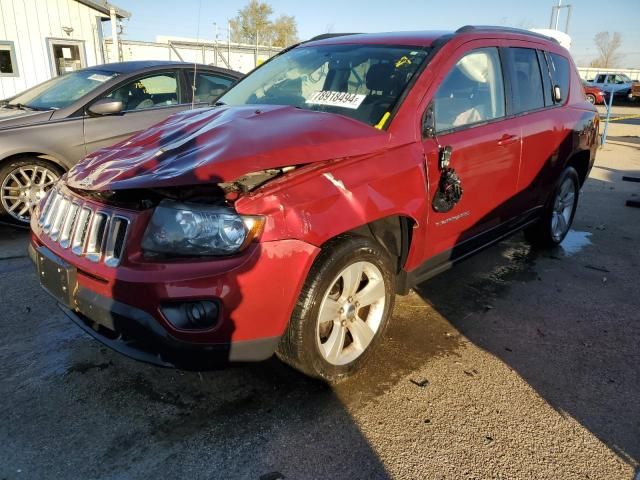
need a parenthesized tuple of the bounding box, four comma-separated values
(553, 85, 562, 103)
(88, 98, 124, 116)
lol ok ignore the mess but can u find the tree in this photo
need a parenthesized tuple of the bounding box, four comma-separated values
(590, 32, 622, 68)
(271, 15, 298, 47)
(230, 0, 273, 44)
(229, 1, 298, 47)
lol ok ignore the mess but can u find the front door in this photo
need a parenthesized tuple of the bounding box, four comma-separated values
(83, 71, 187, 154)
(420, 46, 521, 260)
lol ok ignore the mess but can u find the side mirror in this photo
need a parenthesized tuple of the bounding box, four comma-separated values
(423, 102, 436, 138)
(88, 98, 124, 116)
(553, 85, 562, 103)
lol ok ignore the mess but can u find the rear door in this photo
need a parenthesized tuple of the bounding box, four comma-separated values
(505, 46, 558, 211)
(184, 69, 237, 107)
(82, 70, 187, 153)
(420, 44, 521, 258)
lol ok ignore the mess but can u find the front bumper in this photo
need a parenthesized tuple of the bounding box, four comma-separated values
(30, 234, 320, 367)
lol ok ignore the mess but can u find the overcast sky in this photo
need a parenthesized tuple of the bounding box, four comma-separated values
(110, 0, 640, 68)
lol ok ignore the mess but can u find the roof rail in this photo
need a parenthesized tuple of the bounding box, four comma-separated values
(455, 25, 560, 44)
(307, 33, 361, 42)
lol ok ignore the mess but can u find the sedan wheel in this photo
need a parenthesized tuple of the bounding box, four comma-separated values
(586, 93, 596, 104)
(0, 163, 59, 223)
(316, 261, 386, 366)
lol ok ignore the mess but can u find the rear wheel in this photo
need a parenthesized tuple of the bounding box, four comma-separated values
(276, 235, 395, 382)
(585, 93, 596, 104)
(0, 159, 61, 224)
(525, 167, 580, 248)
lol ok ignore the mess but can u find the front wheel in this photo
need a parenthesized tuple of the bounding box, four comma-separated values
(0, 159, 62, 224)
(276, 235, 395, 382)
(586, 93, 596, 104)
(525, 167, 580, 248)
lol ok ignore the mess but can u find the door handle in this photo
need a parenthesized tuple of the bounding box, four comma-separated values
(497, 134, 519, 146)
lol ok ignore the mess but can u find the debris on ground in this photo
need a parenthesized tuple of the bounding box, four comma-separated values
(584, 264, 610, 273)
(260, 472, 285, 480)
(410, 378, 429, 387)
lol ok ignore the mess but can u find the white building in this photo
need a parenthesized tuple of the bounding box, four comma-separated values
(0, 0, 129, 99)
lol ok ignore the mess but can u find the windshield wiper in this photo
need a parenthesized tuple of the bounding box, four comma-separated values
(213, 100, 226, 106)
(4, 103, 48, 111)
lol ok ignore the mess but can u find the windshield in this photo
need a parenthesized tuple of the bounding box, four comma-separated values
(7, 70, 119, 110)
(219, 44, 430, 126)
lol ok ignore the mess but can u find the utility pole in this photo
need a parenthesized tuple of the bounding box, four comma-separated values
(228, 21, 231, 70)
(213, 22, 218, 66)
(255, 30, 259, 67)
(549, 0, 573, 34)
(109, 7, 120, 62)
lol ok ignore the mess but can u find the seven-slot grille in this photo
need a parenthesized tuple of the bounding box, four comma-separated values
(37, 189, 130, 267)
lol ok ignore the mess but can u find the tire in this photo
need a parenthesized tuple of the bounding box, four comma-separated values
(0, 158, 62, 224)
(276, 235, 396, 382)
(585, 93, 596, 104)
(525, 166, 580, 248)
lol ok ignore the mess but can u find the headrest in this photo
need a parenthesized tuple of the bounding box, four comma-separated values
(366, 63, 396, 93)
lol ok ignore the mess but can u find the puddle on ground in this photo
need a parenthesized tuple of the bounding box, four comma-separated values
(560, 230, 592, 256)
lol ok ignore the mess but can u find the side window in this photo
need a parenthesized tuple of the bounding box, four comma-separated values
(0, 41, 18, 77)
(434, 47, 505, 133)
(186, 71, 234, 104)
(546, 53, 570, 103)
(508, 48, 545, 113)
(106, 72, 179, 111)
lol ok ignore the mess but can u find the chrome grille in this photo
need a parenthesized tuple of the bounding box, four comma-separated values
(37, 189, 129, 267)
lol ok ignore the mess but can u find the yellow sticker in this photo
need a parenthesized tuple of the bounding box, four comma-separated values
(395, 56, 412, 68)
(375, 112, 391, 130)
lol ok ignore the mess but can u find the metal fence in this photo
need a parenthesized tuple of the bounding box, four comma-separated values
(104, 39, 282, 73)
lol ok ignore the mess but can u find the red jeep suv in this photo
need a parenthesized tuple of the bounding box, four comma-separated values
(30, 26, 598, 382)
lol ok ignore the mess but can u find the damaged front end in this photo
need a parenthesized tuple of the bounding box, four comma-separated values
(72, 166, 299, 210)
(59, 165, 300, 260)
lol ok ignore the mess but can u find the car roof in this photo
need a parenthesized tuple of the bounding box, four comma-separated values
(83, 60, 241, 77)
(303, 26, 560, 49)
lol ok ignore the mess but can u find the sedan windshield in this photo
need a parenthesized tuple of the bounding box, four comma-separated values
(219, 44, 430, 126)
(7, 70, 118, 110)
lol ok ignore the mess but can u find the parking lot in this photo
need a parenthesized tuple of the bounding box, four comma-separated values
(0, 114, 638, 479)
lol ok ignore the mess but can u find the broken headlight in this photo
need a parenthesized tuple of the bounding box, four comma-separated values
(142, 200, 264, 256)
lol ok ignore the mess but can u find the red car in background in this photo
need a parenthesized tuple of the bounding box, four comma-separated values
(31, 26, 599, 382)
(582, 81, 606, 104)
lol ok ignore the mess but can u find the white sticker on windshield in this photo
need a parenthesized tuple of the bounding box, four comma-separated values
(88, 73, 111, 82)
(306, 91, 366, 109)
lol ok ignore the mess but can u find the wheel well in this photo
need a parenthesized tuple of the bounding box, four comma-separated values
(567, 150, 591, 186)
(0, 152, 67, 173)
(334, 215, 415, 274)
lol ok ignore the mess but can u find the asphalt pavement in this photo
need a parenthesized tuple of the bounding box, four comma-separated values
(0, 142, 638, 479)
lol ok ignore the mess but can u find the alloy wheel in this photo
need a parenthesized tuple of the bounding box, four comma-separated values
(316, 261, 386, 366)
(1, 165, 59, 223)
(551, 177, 576, 242)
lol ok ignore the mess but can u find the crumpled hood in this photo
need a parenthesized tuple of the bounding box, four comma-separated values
(67, 104, 389, 191)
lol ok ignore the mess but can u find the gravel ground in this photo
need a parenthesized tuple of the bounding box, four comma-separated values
(0, 143, 638, 479)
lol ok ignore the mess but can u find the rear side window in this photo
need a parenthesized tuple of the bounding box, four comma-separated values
(186, 71, 234, 104)
(508, 48, 545, 113)
(434, 47, 505, 132)
(546, 53, 570, 103)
